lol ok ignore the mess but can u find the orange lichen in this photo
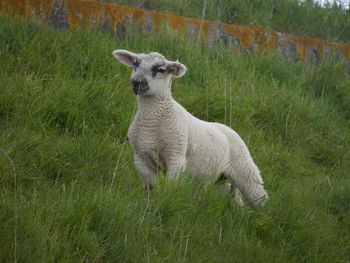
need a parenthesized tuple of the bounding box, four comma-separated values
(340, 43, 350, 58)
(0, 0, 25, 15)
(0, 0, 52, 23)
(168, 14, 188, 33)
(1, 0, 349, 62)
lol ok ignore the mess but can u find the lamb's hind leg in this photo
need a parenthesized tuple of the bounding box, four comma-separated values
(217, 174, 243, 206)
(229, 183, 244, 207)
(229, 166, 268, 208)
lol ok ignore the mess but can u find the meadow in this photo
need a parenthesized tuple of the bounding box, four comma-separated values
(0, 14, 350, 262)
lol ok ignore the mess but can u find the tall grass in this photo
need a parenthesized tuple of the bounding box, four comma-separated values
(102, 0, 350, 43)
(0, 15, 350, 262)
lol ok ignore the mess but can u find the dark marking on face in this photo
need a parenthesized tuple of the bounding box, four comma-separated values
(151, 63, 166, 77)
(133, 58, 141, 67)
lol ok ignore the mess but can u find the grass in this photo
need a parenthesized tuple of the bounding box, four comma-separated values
(102, 0, 350, 44)
(1, 15, 350, 262)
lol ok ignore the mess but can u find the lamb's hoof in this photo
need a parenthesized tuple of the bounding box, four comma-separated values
(145, 184, 154, 192)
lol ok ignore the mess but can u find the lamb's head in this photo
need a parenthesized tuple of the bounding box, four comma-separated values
(113, 49, 187, 96)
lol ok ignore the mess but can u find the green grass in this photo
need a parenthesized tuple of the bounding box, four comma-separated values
(102, 0, 350, 44)
(1, 15, 350, 262)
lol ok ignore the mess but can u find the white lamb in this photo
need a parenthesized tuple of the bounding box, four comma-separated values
(113, 49, 268, 207)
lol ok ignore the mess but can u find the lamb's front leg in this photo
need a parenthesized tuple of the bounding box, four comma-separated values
(134, 153, 157, 191)
(165, 154, 187, 180)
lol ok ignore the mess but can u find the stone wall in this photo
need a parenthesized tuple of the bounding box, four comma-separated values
(1, 0, 350, 65)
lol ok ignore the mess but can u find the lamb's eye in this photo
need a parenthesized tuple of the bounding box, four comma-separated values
(151, 64, 167, 77)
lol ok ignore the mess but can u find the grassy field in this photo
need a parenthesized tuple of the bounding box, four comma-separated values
(1, 15, 350, 262)
(102, 0, 350, 44)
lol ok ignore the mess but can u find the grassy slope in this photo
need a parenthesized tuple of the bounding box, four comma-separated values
(1, 16, 350, 262)
(102, 0, 350, 43)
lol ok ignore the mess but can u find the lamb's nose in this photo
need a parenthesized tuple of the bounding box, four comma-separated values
(131, 79, 149, 94)
(132, 80, 141, 88)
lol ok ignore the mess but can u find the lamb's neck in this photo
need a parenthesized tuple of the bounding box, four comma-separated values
(137, 94, 175, 121)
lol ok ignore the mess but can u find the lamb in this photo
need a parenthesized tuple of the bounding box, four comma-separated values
(112, 49, 268, 207)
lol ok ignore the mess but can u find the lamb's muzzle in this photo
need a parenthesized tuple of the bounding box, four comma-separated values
(131, 79, 149, 94)
(112, 49, 269, 208)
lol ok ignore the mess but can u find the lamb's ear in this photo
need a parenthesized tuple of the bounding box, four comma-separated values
(112, 49, 140, 67)
(167, 61, 187, 78)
